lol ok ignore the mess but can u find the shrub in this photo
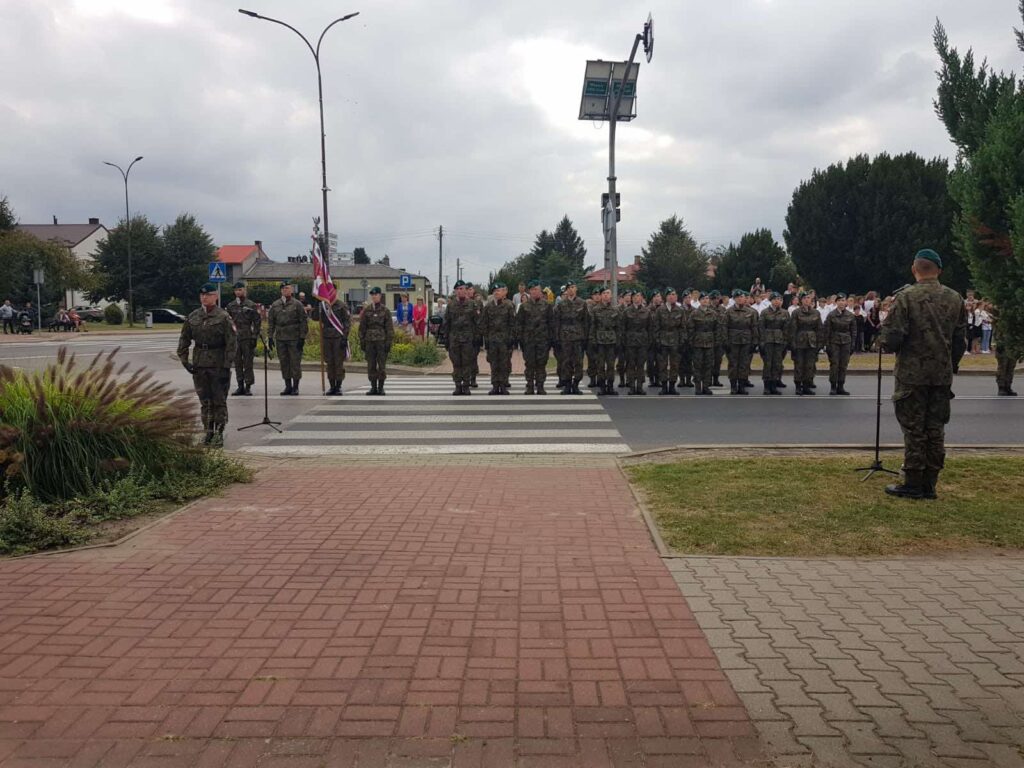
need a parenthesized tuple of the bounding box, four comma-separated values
(0, 489, 87, 556)
(103, 304, 124, 325)
(0, 348, 200, 502)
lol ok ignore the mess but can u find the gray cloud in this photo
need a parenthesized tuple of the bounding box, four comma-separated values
(1, 0, 1021, 285)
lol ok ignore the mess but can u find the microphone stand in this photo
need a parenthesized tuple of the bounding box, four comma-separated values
(856, 343, 898, 481)
(238, 334, 282, 433)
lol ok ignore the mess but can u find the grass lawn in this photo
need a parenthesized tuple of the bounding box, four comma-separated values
(626, 455, 1024, 557)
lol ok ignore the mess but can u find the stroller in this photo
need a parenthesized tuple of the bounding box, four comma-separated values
(17, 312, 33, 334)
(428, 314, 446, 347)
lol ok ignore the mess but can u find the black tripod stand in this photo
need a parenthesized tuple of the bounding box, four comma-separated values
(856, 343, 898, 481)
(239, 335, 282, 433)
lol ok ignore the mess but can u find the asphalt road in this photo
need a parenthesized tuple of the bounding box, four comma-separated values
(2, 333, 1020, 452)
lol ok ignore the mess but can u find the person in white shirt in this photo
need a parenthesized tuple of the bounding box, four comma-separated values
(753, 296, 771, 314)
(817, 296, 832, 322)
(688, 288, 701, 310)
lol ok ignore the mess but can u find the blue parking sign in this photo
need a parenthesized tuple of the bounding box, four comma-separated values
(399, 273, 412, 289)
(208, 262, 227, 282)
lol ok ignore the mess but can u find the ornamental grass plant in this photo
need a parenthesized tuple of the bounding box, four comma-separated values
(0, 347, 199, 502)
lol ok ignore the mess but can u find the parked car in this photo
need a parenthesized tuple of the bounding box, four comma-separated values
(72, 306, 105, 322)
(148, 308, 187, 324)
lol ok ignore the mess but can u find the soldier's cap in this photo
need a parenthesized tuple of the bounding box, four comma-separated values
(798, 291, 810, 299)
(199, 282, 218, 294)
(591, 287, 602, 296)
(770, 291, 782, 300)
(369, 286, 382, 295)
(453, 279, 466, 289)
(280, 280, 292, 287)
(527, 279, 542, 288)
(836, 292, 847, 299)
(664, 287, 677, 296)
(700, 291, 709, 299)
(685, 287, 695, 294)
(559, 285, 566, 293)
(621, 289, 633, 297)
(731, 288, 747, 298)
(915, 248, 942, 269)
(564, 280, 576, 288)
(708, 289, 721, 298)
(491, 282, 506, 291)
(465, 282, 474, 288)
(233, 281, 247, 289)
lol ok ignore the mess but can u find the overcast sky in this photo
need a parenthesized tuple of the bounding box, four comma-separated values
(2, 0, 1022, 287)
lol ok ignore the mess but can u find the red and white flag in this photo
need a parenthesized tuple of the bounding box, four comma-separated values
(312, 231, 345, 334)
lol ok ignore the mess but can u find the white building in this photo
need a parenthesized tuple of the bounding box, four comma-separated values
(16, 217, 108, 310)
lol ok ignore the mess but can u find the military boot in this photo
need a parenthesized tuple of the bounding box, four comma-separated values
(668, 382, 679, 395)
(488, 384, 499, 395)
(768, 381, 781, 396)
(659, 382, 670, 395)
(618, 374, 627, 388)
(202, 422, 214, 445)
(922, 469, 939, 500)
(290, 381, 299, 396)
(525, 382, 535, 395)
(587, 376, 598, 388)
(210, 423, 225, 448)
(998, 387, 1018, 396)
(729, 379, 739, 395)
(763, 382, 772, 395)
(280, 379, 293, 396)
(742, 378, 754, 389)
(453, 382, 463, 395)
(836, 379, 850, 396)
(885, 471, 925, 499)
(605, 381, 618, 396)
(571, 378, 583, 395)
(699, 382, 713, 396)
(775, 379, 787, 389)
(232, 376, 246, 396)
(376, 380, 386, 396)
(806, 381, 816, 389)
(712, 377, 723, 387)
(243, 383, 253, 396)
(536, 383, 547, 395)
(366, 380, 378, 395)
(469, 378, 478, 388)
(829, 382, 838, 395)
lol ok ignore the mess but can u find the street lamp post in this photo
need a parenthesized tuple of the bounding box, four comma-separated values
(238, 8, 360, 261)
(103, 156, 144, 326)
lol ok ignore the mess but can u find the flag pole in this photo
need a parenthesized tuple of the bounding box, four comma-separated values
(320, 310, 326, 394)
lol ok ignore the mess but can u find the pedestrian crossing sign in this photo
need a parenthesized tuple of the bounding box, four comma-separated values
(208, 262, 227, 282)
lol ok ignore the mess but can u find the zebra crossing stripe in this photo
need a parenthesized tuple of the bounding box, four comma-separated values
(292, 414, 613, 424)
(241, 443, 628, 456)
(268, 429, 624, 440)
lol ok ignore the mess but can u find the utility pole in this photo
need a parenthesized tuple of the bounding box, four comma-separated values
(438, 225, 444, 296)
(456, 258, 461, 283)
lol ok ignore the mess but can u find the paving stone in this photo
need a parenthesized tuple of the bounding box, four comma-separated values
(796, 736, 865, 768)
(830, 720, 899, 756)
(808, 693, 871, 723)
(778, 706, 840, 737)
(860, 707, 925, 740)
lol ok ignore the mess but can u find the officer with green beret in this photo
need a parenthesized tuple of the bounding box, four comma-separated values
(268, 280, 309, 395)
(586, 287, 602, 387)
(790, 291, 824, 395)
(687, 292, 718, 395)
(623, 290, 652, 395)
(725, 289, 760, 394)
(652, 287, 686, 395)
(588, 287, 620, 395)
(759, 291, 789, 395)
(177, 283, 237, 446)
(824, 293, 855, 395)
(225, 281, 261, 397)
(678, 287, 697, 389)
(645, 289, 663, 388)
(880, 248, 967, 499)
(553, 280, 588, 394)
(710, 290, 727, 387)
(480, 282, 515, 394)
(616, 290, 631, 387)
(516, 280, 553, 394)
(358, 287, 394, 395)
(443, 280, 481, 395)
(313, 295, 352, 396)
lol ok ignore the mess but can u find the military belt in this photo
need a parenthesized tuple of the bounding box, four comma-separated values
(196, 342, 225, 350)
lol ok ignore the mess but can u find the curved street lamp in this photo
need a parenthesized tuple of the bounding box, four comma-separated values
(103, 156, 144, 326)
(238, 8, 360, 261)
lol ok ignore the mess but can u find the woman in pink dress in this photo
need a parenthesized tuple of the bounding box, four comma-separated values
(412, 297, 428, 338)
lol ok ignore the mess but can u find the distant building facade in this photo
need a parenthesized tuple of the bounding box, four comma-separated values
(16, 217, 109, 309)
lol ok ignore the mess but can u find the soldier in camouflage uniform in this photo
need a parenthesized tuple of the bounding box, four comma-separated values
(758, 292, 789, 396)
(646, 290, 663, 387)
(313, 298, 352, 396)
(724, 290, 760, 395)
(880, 249, 967, 500)
(824, 293, 855, 395)
(553, 280, 588, 395)
(652, 287, 686, 395)
(178, 283, 237, 446)
(710, 290, 727, 387)
(480, 282, 515, 395)
(688, 292, 719, 395)
(677, 288, 696, 389)
(516, 281, 553, 394)
(993, 314, 1020, 396)
(443, 280, 480, 395)
(616, 291, 631, 387)
(790, 292, 824, 396)
(586, 288, 601, 387)
(225, 281, 261, 397)
(466, 283, 484, 387)
(588, 287, 620, 396)
(622, 291, 652, 395)
(268, 281, 309, 396)
(359, 287, 394, 395)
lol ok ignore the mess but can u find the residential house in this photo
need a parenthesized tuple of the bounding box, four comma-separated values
(214, 240, 271, 284)
(16, 217, 108, 310)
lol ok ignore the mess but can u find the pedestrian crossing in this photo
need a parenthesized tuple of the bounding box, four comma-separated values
(240, 376, 630, 456)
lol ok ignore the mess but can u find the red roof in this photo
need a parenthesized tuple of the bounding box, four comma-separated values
(216, 245, 258, 264)
(585, 263, 640, 283)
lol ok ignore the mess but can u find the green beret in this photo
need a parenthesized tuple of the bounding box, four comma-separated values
(732, 289, 746, 298)
(708, 290, 720, 298)
(699, 291, 708, 299)
(591, 287, 602, 296)
(492, 282, 506, 291)
(527, 279, 541, 288)
(915, 248, 942, 269)
(684, 287, 694, 294)
(836, 292, 847, 299)
(369, 286, 382, 295)
(559, 285, 567, 293)
(664, 287, 677, 296)
(622, 290, 633, 297)
(798, 291, 809, 299)
(564, 280, 576, 288)
(200, 282, 217, 294)
(770, 291, 782, 300)
(233, 281, 247, 289)
(280, 280, 292, 287)
(465, 282, 474, 288)
(453, 279, 466, 289)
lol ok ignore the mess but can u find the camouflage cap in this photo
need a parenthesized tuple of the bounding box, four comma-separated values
(200, 282, 218, 294)
(915, 248, 942, 269)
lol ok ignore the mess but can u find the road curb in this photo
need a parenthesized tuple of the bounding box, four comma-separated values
(618, 443, 1024, 459)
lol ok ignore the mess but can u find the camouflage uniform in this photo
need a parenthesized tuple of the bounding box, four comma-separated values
(713, 301, 728, 386)
(688, 305, 719, 394)
(314, 300, 352, 395)
(585, 297, 599, 385)
(725, 305, 760, 392)
(678, 303, 695, 387)
(480, 297, 515, 393)
(880, 276, 967, 495)
(824, 309, 856, 394)
(470, 295, 484, 385)
(652, 302, 687, 394)
(622, 304, 652, 394)
(759, 306, 790, 394)
(588, 301, 620, 394)
(444, 298, 480, 393)
(517, 297, 553, 394)
(225, 296, 261, 393)
(268, 296, 309, 389)
(359, 302, 394, 394)
(995, 341, 1020, 395)
(178, 305, 236, 442)
(790, 307, 823, 393)
(616, 301, 629, 386)
(553, 295, 588, 393)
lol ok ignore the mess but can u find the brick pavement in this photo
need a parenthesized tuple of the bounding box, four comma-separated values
(0, 466, 761, 767)
(668, 557, 1024, 768)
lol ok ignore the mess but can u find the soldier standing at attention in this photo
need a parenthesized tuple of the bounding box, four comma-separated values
(443, 280, 479, 395)
(646, 289, 664, 388)
(710, 290, 727, 387)
(225, 281, 261, 397)
(653, 287, 686, 395)
(688, 292, 718, 395)
(993, 313, 1020, 396)
(616, 290, 631, 388)
(359, 287, 394, 396)
(677, 287, 696, 389)
(480, 282, 515, 395)
(725, 290, 760, 395)
(623, 290, 652, 395)
(314, 297, 352, 396)
(790, 292, 824, 395)
(517, 281, 553, 394)
(588, 287, 620, 396)
(465, 283, 484, 388)
(880, 249, 967, 500)
(553, 280, 588, 395)
(268, 281, 309, 396)
(178, 283, 236, 446)
(586, 287, 602, 388)
(824, 293, 855, 395)
(759, 291, 789, 396)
